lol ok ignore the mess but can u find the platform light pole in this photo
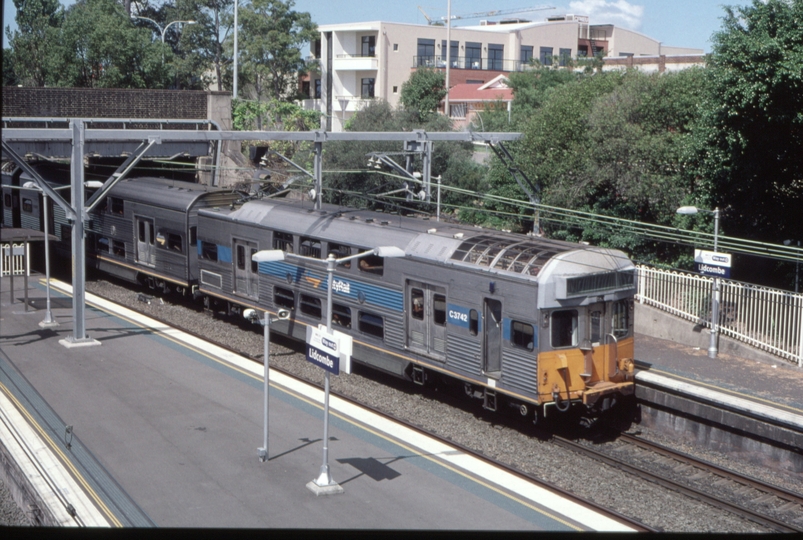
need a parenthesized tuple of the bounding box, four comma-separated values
(252, 245, 405, 495)
(22, 183, 59, 328)
(677, 205, 720, 358)
(132, 16, 196, 64)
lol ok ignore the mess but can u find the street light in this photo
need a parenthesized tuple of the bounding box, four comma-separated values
(252, 245, 405, 495)
(677, 205, 721, 358)
(132, 16, 196, 63)
(783, 239, 800, 294)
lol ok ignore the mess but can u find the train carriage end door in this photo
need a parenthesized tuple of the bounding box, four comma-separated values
(587, 302, 609, 380)
(234, 238, 259, 299)
(483, 298, 502, 373)
(406, 280, 447, 360)
(135, 216, 155, 267)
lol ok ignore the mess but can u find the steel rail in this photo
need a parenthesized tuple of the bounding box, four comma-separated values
(551, 435, 802, 533)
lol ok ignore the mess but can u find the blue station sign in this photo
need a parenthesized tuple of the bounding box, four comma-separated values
(306, 343, 340, 375)
(694, 249, 732, 278)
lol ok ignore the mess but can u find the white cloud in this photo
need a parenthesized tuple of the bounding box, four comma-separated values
(568, 0, 645, 30)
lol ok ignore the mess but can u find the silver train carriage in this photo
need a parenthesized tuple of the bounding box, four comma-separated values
(195, 196, 637, 420)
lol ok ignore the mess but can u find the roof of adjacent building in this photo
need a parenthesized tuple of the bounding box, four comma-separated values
(447, 75, 513, 103)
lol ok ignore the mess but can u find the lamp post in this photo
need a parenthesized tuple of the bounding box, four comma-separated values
(252, 245, 405, 494)
(784, 239, 800, 293)
(677, 205, 720, 359)
(21, 182, 59, 328)
(233, 0, 239, 98)
(132, 16, 196, 64)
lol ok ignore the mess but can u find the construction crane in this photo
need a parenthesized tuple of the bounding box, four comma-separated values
(444, 5, 555, 22)
(418, 6, 436, 25)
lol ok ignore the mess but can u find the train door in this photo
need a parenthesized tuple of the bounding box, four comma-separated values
(233, 238, 259, 299)
(406, 280, 447, 360)
(483, 298, 502, 373)
(135, 216, 156, 267)
(587, 302, 614, 380)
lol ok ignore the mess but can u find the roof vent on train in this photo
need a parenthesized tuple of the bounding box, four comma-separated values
(450, 234, 558, 276)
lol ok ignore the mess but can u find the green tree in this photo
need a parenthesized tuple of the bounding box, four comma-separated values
(237, 0, 317, 107)
(693, 0, 803, 246)
(4, 0, 63, 86)
(53, 0, 168, 88)
(399, 68, 448, 120)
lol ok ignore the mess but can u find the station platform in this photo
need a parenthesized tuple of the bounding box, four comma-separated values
(0, 276, 634, 530)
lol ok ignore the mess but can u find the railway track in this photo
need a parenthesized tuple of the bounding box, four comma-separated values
(552, 434, 803, 533)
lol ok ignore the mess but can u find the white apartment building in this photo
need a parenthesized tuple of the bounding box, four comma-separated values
(304, 16, 703, 131)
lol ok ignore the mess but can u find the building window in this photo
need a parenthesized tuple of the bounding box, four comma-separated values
(441, 39, 458, 65)
(361, 35, 376, 57)
(392, 86, 398, 94)
(361, 78, 375, 98)
(393, 43, 398, 51)
(274, 287, 295, 310)
(300, 294, 322, 319)
(488, 43, 503, 70)
(559, 48, 572, 66)
(301, 80, 310, 98)
(511, 320, 535, 351)
(273, 231, 293, 252)
(551, 310, 578, 348)
(417, 38, 435, 66)
(313, 39, 321, 58)
(314, 79, 321, 99)
(358, 311, 384, 339)
(540, 47, 553, 66)
(521, 45, 533, 67)
(578, 45, 588, 57)
(465, 42, 482, 68)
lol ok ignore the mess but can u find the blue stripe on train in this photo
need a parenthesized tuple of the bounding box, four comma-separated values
(258, 260, 403, 312)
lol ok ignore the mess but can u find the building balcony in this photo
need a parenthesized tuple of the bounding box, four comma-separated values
(333, 54, 379, 71)
(334, 95, 375, 112)
(413, 55, 538, 72)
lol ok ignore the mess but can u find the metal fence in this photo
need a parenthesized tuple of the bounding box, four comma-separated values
(636, 265, 803, 367)
(1, 243, 28, 277)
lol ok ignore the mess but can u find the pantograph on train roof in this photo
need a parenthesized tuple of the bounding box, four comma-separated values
(450, 234, 560, 276)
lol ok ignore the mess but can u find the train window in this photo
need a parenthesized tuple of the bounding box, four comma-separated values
(411, 289, 424, 320)
(273, 231, 294, 253)
(300, 294, 322, 319)
(200, 241, 218, 261)
(97, 236, 109, 253)
(166, 233, 182, 253)
(433, 294, 446, 326)
(3, 194, 10, 208)
(332, 303, 351, 328)
(551, 310, 578, 348)
(22, 198, 32, 213)
(61, 224, 72, 241)
(251, 248, 258, 273)
(274, 287, 295, 310)
(590, 310, 602, 343)
(511, 320, 535, 351)
(469, 309, 479, 336)
(300, 237, 321, 259)
(358, 252, 383, 276)
(358, 311, 384, 339)
(236, 244, 246, 270)
(189, 226, 197, 247)
(112, 240, 125, 257)
(138, 221, 145, 242)
(612, 300, 631, 338)
(109, 197, 124, 215)
(328, 243, 352, 268)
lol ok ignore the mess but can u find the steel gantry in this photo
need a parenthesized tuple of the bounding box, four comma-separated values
(1, 120, 522, 347)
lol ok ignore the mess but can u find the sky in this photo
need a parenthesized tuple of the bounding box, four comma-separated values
(4, 0, 750, 52)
